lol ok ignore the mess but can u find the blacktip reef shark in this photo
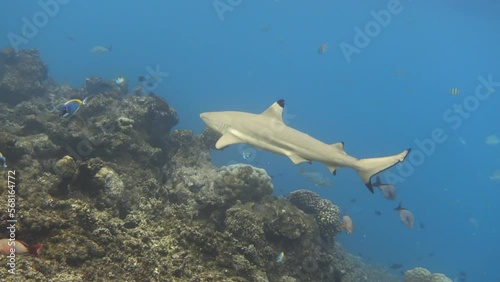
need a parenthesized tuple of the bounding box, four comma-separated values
(200, 99, 411, 193)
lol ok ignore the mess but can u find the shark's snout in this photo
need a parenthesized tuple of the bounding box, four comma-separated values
(200, 112, 217, 129)
(200, 112, 209, 123)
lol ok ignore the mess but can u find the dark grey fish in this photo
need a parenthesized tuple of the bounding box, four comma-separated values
(394, 202, 414, 228)
(252, 203, 275, 218)
(373, 175, 397, 200)
(390, 263, 403, 269)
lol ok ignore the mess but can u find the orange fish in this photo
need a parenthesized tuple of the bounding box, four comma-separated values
(394, 203, 414, 229)
(342, 214, 354, 234)
(0, 239, 43, 257)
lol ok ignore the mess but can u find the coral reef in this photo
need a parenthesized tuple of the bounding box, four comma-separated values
(0, 49, 48, 105)
(403, 267, 453, 282)
(0, 48, 405, 281)
(288, 189, 343, 237)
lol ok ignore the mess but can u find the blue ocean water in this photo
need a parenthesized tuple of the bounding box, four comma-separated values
(2, 0, 500, 280)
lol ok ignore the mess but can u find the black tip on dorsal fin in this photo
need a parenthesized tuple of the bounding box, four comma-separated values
(277, 99, 285, 108)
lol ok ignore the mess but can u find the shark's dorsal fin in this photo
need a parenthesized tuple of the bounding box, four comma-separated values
(288, 153, 309, 164)
(215, 133, 242, 149)
(330, 142, 346, 154)
(261, 99, 285, 122)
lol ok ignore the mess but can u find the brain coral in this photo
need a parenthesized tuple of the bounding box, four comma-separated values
(288, 190, 342, 237)
(404, 267, 453, 282)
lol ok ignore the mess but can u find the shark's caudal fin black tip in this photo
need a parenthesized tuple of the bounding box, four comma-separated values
(277, 99, 285, 108)
(365, 182, 374, 193)
(356, 149, 411, 193)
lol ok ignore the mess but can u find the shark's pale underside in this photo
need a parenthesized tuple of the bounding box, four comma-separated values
(200, 99, 411, 193)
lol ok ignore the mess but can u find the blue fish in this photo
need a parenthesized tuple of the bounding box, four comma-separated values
(58, 97, 88, 118)
(0, 152, 6, 169)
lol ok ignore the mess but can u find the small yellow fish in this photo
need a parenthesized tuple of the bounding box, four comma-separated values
(450, 88, 460, 96)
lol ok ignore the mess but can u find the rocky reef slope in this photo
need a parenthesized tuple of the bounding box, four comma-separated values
(0, 48, 440, 282)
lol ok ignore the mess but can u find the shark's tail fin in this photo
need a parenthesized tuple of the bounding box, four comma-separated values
(355, 149, 411, 193)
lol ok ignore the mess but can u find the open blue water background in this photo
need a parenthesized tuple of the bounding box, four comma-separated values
(2, 0, 500, 281)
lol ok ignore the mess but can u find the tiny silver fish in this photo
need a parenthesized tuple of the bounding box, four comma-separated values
(91, 45, 112, 53)
(276, 251, 285, 264)
(300, 168, 333, 187)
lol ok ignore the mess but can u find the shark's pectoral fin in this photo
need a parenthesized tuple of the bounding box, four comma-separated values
(327, 165, 339, 175)
(215, 133, 242, 149)
(261, 99, 285, 122)
(288, 154, 309, 165)
(330, 142, 347, 155)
